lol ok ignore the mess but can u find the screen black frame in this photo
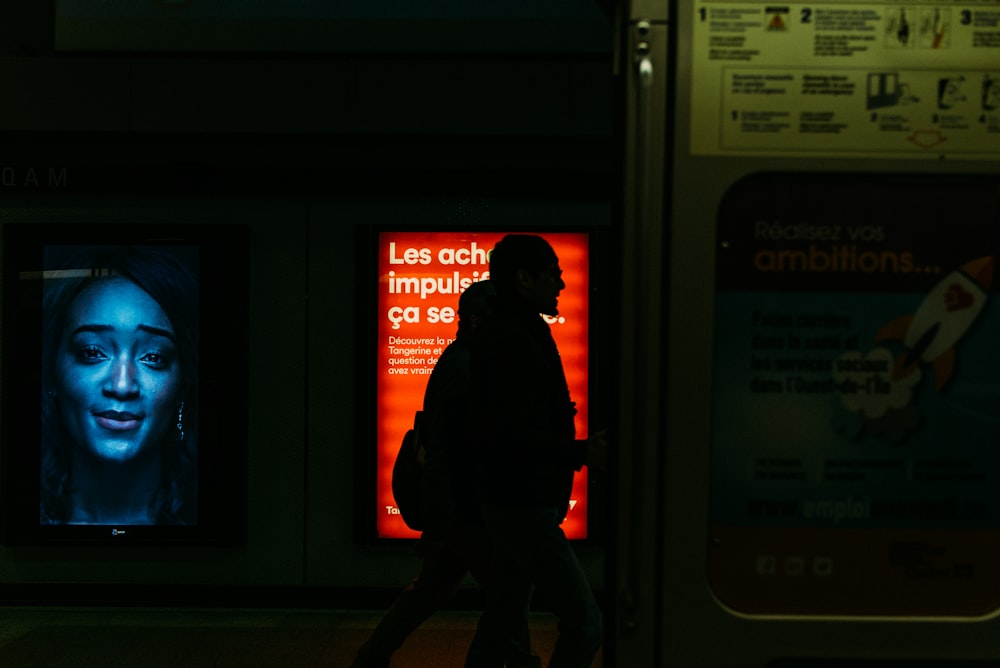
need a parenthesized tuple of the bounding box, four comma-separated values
(53, 4, 614, 54)
(356, 221, 615, 546)
(1, 222, 250, 546)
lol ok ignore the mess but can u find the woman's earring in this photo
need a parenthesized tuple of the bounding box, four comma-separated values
(176, 401, 185, 442)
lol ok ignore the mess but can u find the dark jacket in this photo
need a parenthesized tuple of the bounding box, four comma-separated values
(470, 294, 586, 517)
(419, 335, 482, 538)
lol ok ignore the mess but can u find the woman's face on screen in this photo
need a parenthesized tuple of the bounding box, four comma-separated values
(55, 277, 183, 463)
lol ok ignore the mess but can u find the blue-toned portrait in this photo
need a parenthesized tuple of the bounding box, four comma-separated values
(40, 245, 199, 526)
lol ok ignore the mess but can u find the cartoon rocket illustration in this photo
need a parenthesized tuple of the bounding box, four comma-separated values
(875, 256, 993, 390)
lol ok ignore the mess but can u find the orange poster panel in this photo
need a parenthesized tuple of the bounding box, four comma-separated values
(376, 231, 590, 539)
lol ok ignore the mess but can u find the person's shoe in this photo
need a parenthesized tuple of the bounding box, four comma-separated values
(506, 655, 543, 668)
(348, 650, 389, 668)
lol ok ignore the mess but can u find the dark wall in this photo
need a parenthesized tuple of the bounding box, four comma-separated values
(0, 1, 619, 603)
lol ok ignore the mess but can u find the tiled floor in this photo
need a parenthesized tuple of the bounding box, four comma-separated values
(0, 605, 597, 667)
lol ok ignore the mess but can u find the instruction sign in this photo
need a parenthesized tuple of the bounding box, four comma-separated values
(692, 0, 1000, 158)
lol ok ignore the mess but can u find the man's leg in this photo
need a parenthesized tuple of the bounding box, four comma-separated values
(353, 539, 469, 667)
(465, 519, 535, 668)
(482, 507, 602, 668)
(453, 524, 539, 668)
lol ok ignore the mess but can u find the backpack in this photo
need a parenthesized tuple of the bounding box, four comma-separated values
(391, 411, 426, 531)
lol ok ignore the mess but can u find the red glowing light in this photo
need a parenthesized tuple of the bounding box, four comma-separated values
(376, 231, 591, 539)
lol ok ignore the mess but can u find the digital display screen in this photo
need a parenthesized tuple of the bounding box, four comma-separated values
(40, 244, 200, 528)
(2, 223, 249, 545)
(57, 0, 604, 19)
(374, 230, 591, 540)
(55, 0, 611, 52)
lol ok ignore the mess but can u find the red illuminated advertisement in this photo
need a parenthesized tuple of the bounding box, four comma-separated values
(376, 231, 591, 540)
